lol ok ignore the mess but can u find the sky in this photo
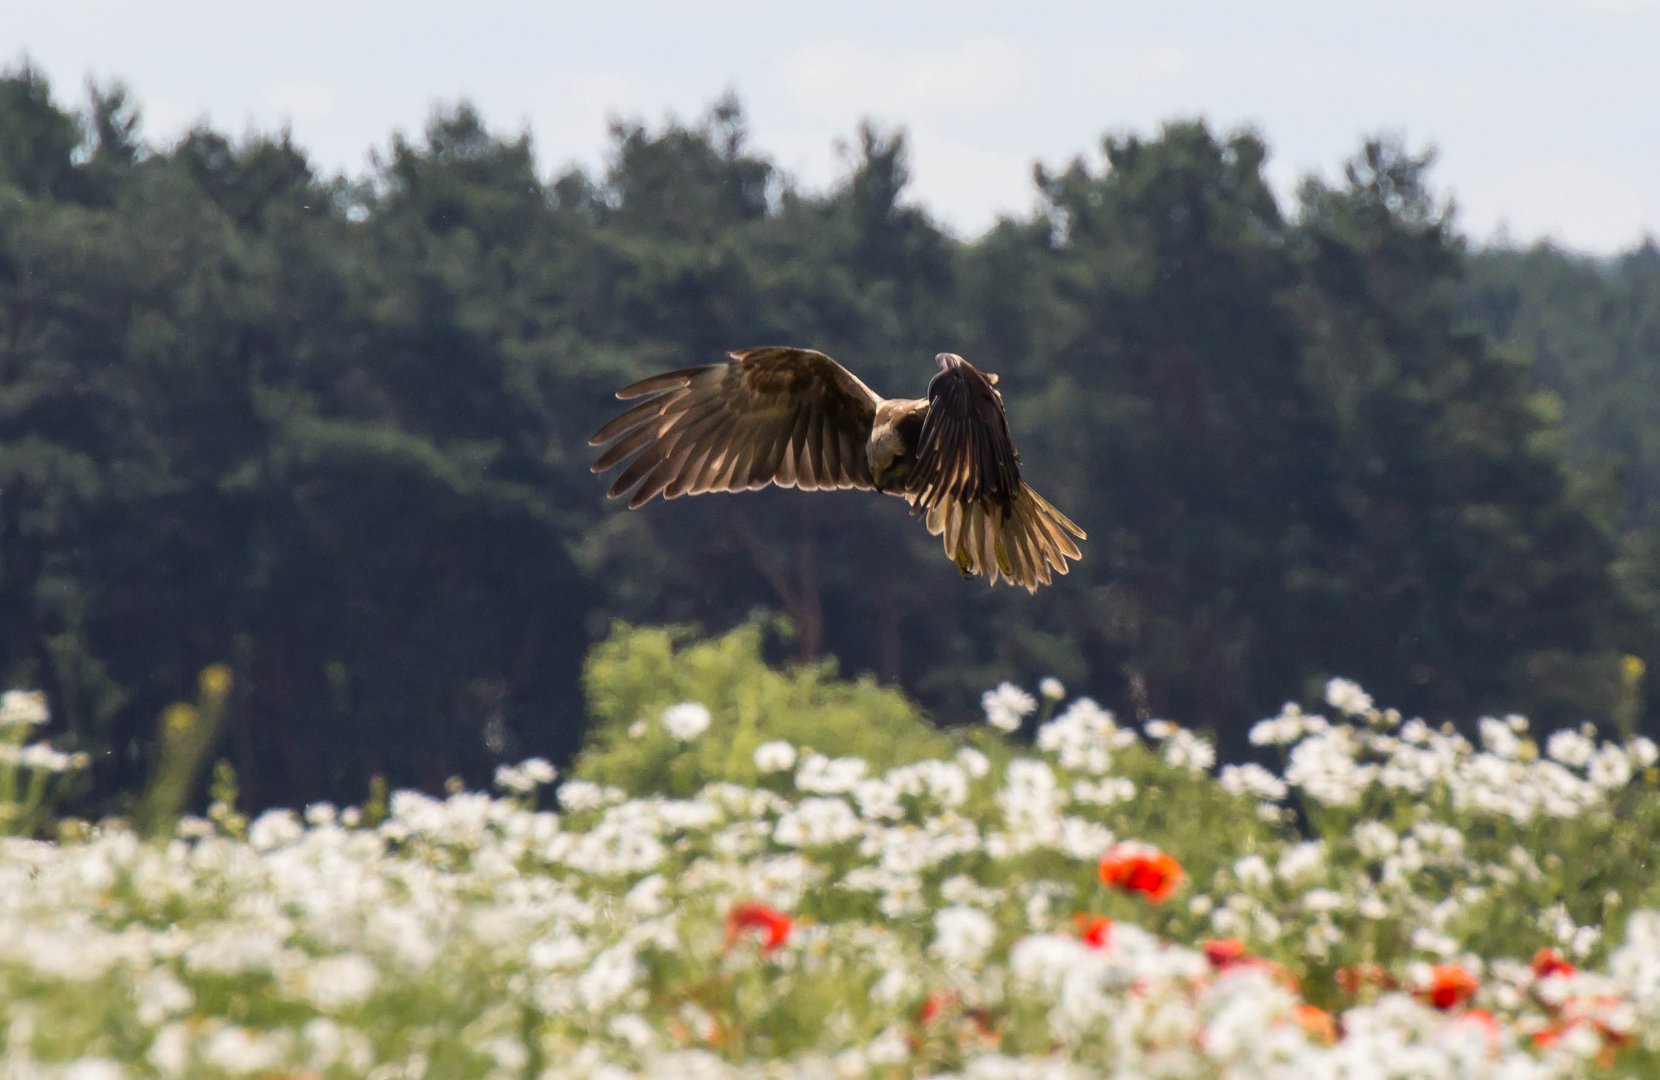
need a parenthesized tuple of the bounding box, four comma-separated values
(11, 1, 1660, 253)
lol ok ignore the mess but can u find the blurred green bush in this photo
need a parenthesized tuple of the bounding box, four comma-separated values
(575, 617, 955, 795)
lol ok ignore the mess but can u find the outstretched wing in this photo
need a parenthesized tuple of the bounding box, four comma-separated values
(907, 352, 1023, 512)
(590, 347, 883, 509)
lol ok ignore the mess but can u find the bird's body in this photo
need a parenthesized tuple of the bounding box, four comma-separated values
(589, 347, 1085, 591)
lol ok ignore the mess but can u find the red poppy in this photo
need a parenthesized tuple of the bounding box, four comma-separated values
(1532, 1019, 1580, 1049)
(1292, 1003, 1338, 1045)
(1531, 948, 1575, 980)
(917, 989, 956, 1025)
(1201, 939, 1300, 991)
(1098, 843, 1183, 904)
(724, 901, 793, 953)
(911, 990, 999, 1048)
(1202, 938, 1248, 969)
(1418, 964, 1479, 1010)
(1073, 914, 1113, 949)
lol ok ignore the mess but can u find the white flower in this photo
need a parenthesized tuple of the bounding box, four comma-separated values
(1276, 841, 1327, 885)
(1478, 717, 1521, 759)
(608, 1013, 658, 1052)
(134, 972, 194, 1026)
(577, 943, 641, 1012)
(0, 689, 49, 727)
(1588, 743, 1634, 789)
(1161, 729, 1215, 772)
(931, 906, 996, 967)
(1218, 763, 1287, 801)
(753, 740, 797, 773)
(556, 780, 625, 812)
(1039, 677, 1066, 700)
(248, 810, 304, 851)
(1546, 729, 1595, 768)
(866, 1026, 910, 1066)
(1301, 888, 1346, 914)
(1249, 704, 1310, 747)
(853, 778, 903, 821)
(1232, 855, 1273, 890)
(0, 742, 87, 772)
(495, 758, 557, 794)
(1324, 677, 1374, 716)
(982, 682, 1037, 733)
(773, 797, 861, 847)
(1353, 821, 1399, 860)
(955, 747, 991, 778)
(1072, 777, 1136, 805)
(203, 1026, 285, 1074)
(1285, 727, 1376, 807)
(661, 702, 712, 741)
(305, 953, 379, 1010)
(1037, 697, 1133, 773)
(796, 753, 867, 794)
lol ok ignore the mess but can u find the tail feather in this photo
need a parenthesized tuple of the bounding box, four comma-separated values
(921, 483, 1086, 593)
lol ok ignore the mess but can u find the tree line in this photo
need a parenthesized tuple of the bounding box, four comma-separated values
(1, 63, 1654, 809)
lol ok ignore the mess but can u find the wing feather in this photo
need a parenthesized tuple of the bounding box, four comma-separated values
(916, 481, 1086, 592)
(907, 353, 1022, 515)
(803, 409, 827, 489)
(591, 347, 883, 506)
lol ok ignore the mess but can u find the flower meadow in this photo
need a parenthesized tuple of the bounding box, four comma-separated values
(6, 651, 1660, 1076)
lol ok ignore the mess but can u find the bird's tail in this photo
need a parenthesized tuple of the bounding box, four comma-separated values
(921, 483, 1086, 593)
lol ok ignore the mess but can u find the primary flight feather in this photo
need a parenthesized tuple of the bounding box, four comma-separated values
(589, 346, 1086, 592)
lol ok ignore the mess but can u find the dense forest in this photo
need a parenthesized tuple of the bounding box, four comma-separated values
(3, 63, 1658, 810)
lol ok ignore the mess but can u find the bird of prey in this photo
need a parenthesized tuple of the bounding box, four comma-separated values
(589, 347, 1086, 591)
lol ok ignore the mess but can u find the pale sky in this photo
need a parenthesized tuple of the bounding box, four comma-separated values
(12, 1, 1660, 253)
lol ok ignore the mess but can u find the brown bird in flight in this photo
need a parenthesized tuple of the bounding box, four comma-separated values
(589, 347, 1086, 591)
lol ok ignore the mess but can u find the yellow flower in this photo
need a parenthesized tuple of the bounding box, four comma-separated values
(199, 664, 234, 702)
(163, 703, 199, 739)
(1622, 655, 1646, 685)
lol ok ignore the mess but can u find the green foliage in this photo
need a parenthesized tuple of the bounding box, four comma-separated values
(1460, 240, 1660, 723)
(575, 617, 954, 796)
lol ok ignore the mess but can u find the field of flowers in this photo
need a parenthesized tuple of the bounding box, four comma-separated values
(5, 654, 1660, 1077)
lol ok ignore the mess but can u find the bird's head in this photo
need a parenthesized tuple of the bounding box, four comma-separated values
(872, 458, 911, 493)
(869, 398, 926, 492)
